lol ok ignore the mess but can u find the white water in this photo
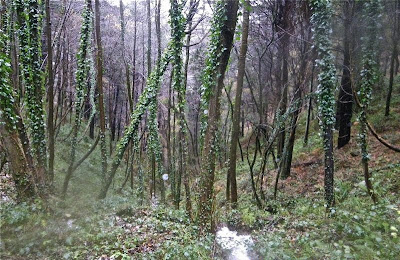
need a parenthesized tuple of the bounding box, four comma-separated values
(216, 226, 254, 260)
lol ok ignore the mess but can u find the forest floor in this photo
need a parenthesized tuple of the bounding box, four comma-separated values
(1, 91, 399, 259)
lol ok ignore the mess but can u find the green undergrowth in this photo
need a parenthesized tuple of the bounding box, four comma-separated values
(0, 125, 213, 259)
(213, 81, 400, 259)
(1, 81, 399, 260)
(214, 148, 400, 259)
(251, 164, 400, 259)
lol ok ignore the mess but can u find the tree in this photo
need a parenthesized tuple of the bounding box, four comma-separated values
(62, 0, 93, 198)
(97, 48, 172, 199)
(0, 28, 37, 201)
(94, 0, 108, 179)
(336, 0, 355, 149)
(45, 0, 55, 183)
(227, 0, 250, 208)
(15, 0, 47, 185)
(280, 1, 312, 179)
(275, 0, 294, 164)
(120, 0, 133, 113)
(198, 0, 239, 232)
(311, 0, 336, 209)
(358, 0, 381, 203)
(385, 0, 400, 116)
(97, 2, 189, 198)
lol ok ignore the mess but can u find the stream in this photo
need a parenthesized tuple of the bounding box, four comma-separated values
(216, 226, 254, 260)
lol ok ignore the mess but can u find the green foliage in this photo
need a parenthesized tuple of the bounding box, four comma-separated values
(0, 29, 18, 130)
(253, 189, 400, 259)
(357, 0, 382, 161)
(311, 0, 336, 208)
(99, 43, 172, 198)
(168, 0, 187, 203)
(68, 0, 94, 171)
(310, 0, 336, 139)
(74, 0, 93, 122)
(14, 0, 47, 164)
(199, 0, 227, 141)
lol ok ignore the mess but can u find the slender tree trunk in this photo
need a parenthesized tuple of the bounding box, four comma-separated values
(337, 0, 354, 148)
(311, 0, 336, 209)
(45, 0, 55, 184)
(97, 46, 173, 199)
(111, 86, 120, 141)
(62, 0, 93, 198)
(227, 0, 250, 208)
(95, 0, 108, 179)
(147, 0, 152, 76)
(281, 7, 311, 179)
(385, 0, 399, 116)
(155, 0, 165, 203)
(120, 0, 133, 113)
(304, 63, 314, 145)
(132, 1, 137, 105)
(276, 0, 292, 161)
(198, 0, 239, 233)
(167, 70, 174, 199)
(359, 0, 380, 203)
(181, 0, 198, 216)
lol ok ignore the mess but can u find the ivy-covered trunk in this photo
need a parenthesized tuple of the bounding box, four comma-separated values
(15, 0, 47, 185)
(311, 0, 336, 209)
(198, 0, 239, 233)
(227, 0, 250, 208)
(169, 0, 187, 210)
(62, 0, 93, 198)
(0, 28, 37, 201)
(358, 0, 381, 203)
(97, 49, 172, 199)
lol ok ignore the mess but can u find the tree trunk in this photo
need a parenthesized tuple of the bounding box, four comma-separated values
(94, 0, 108, 179)
(0, 126, 37, 202)
(132, 1, 137, 105)
(227, 0, 250, 208)
(120, 0, 133, 113)
(385, 0, 399, 116)
(111, 86, 120, 141)
(276, 0, 292, 161)
(304, 62, 314, 146)
(147, 0, 152, 76)
(62, 0, 93, 198)
(337, 0, 354, 149)
(15, 0, 47, 184)
(281, 4, 311, 179)
(311, 0, 336, 209)
(198, 0, 239, 233)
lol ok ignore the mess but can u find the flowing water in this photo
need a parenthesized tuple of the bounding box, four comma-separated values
(216, 226, 254, 260)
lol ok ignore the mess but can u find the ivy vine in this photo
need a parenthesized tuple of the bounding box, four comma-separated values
(311, 0, 336, 208)
(199, 0, 227, 141)
(68, 0, 93, 166)
(14, 0, 47, 168)
(169, 0, 186, 204)
(311, 0, 336, 149)
(358, 0, 382, 161)
(0, 28, 18, 130)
